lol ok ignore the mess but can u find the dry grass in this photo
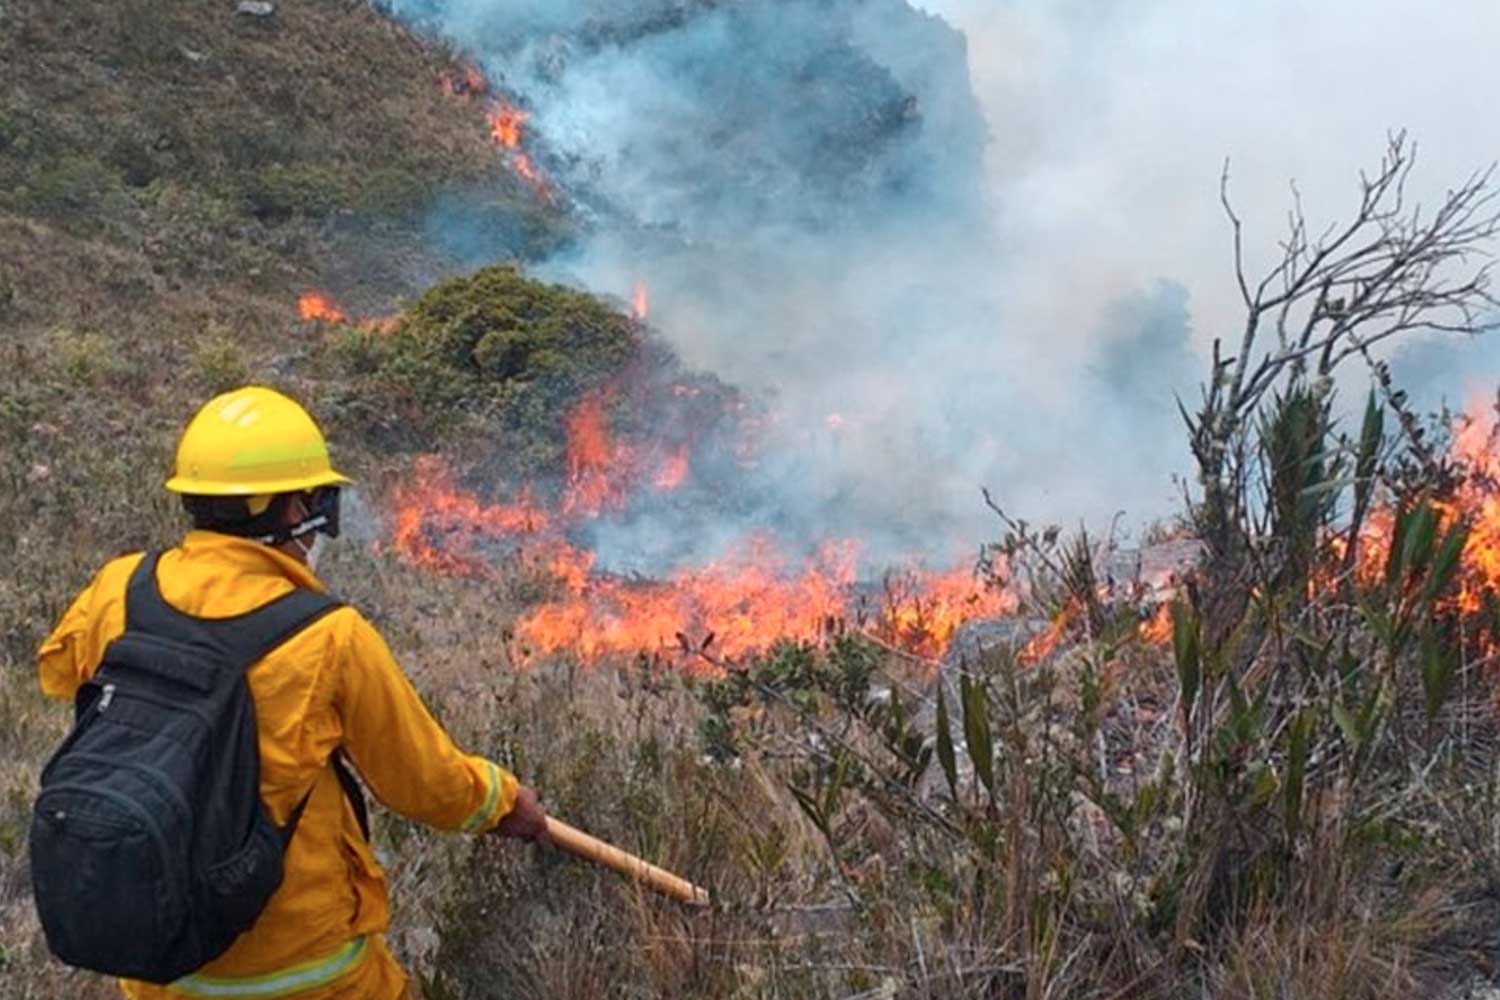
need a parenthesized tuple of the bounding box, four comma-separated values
(2, 3, 1499, 1000)
(0, 0, 552, 991)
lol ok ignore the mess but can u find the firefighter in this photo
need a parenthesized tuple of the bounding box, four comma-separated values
(36, 385, 545, 1000)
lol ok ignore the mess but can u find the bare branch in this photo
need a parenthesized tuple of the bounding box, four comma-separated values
(1191, 132, 1500, 565)
(1220, 159, 1253, 311)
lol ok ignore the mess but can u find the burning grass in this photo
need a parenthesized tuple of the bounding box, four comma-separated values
(5, 4, 1500, 997)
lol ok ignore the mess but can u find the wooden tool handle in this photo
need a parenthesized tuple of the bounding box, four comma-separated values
(545, 817, 710, 907)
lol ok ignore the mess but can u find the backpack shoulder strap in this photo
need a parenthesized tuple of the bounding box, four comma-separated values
(122, 551, 189, 641)
(202, 588, 344, 671)
(333, 753, 371, 841)
(122, 551, 345, 670)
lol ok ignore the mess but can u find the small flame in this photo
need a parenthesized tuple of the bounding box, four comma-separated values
(439, 62, 488, 99)
(486, 100, 552, 199)
(488, 103, 528, 149)
(653, 447, 690, 492)
(1019, 599, 1080, 664)
(1138, 603, 1173, 645)
(391, 457, 548, 575)
(298, 292, 347, 324)
(562, 390, 633, 517)
(510, 151, 548, 190)
(632, 280, 650, 322)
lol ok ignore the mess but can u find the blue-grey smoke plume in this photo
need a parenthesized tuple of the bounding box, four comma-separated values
(372, 0, 1500, 573)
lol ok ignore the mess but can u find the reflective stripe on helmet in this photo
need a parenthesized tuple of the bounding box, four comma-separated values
(226, 440, 331, 470)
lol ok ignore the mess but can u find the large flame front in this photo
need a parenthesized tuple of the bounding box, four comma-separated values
(388, 386, 1019, 666)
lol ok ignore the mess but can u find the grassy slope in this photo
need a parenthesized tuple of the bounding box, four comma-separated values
(0, 5, 769, 996)
(0, 1, 542, 992)
(3, 4, 1493, 1000)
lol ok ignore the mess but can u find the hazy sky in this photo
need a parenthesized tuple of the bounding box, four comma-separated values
(920, 0, 1500, 388)
(385, 0, 1500, 559)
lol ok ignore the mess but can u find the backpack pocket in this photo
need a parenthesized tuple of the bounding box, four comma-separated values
(30, 785, 182, 981)
(200, 814, 287, 939)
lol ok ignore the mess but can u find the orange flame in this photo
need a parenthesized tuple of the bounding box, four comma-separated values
(562, 390, 633, 517)
(390, 456, 548, 576)
(653, 447, 690, 492)
(486, 101, 552, 199)
(1325, 396, 1500, 658)
(440, 62, 488, 99)
(514, 539, 859, 666)
(298, 292, 347, 324)
(1450, 406, 1500, 620)
(1138, 603, 1173, 645)
(632, 281, 650, 322)
(385, 447, 1019, 665)
(878, 563, 1018, 659)
(1019, 599, 1081, 664)
(488, 103, 528, 149)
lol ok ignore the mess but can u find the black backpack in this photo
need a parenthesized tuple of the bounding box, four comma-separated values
(29, 551, 366, 984)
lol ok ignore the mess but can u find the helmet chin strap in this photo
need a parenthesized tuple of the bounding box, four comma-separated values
(292, 530, 318, 561)
(250, 489, 340, 549)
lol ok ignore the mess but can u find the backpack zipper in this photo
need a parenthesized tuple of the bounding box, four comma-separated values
(66, 752, 194, 830)
(41, 781, 183, 922)
(98, 684, 116, 712)
(97, 683, 215, 733)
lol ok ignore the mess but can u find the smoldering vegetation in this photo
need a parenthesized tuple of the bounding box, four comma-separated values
(374, 0, 1201, 574)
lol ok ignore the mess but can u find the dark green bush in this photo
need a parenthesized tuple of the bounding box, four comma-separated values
(112, 1, 183, 71)
(328, 265, 638, 456)
(26, 155, 122, 217)
(242, 163, 347, 221)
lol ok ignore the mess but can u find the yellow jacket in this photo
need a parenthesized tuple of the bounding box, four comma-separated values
(37, 531, 518, 1000)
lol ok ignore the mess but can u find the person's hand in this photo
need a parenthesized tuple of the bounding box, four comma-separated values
(493, 784, 547, 841)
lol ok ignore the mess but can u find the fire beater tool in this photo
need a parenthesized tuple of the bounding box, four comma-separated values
(544, 817, 710, 906)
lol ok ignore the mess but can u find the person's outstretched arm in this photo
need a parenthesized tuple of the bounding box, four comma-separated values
(334, 611, 545, 838)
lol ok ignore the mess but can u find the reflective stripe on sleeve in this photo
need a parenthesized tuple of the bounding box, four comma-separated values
(172, 936, 368, 999)
(460, 760, 503, 832)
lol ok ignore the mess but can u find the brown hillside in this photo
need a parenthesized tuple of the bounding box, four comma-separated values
(0, 5, 543, 991)
(0, 0, 512, 340)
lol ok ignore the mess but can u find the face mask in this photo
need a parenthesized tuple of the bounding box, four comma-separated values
(301, 532, 329, 573)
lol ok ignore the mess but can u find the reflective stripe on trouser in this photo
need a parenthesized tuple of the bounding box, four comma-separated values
(171, 937, 369, 999)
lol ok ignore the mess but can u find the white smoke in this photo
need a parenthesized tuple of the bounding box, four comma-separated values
(925, 0, 1500, 400)
(377, 0, 1500, 571)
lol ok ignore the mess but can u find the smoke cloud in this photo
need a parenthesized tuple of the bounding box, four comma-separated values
(375, 0, 1500, 573)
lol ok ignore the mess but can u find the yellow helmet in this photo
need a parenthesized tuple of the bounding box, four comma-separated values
(165, 386, 352, 496)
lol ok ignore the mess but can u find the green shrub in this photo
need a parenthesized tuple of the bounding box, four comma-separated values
(0, 112, 19, 154)
(218, 124, 302, 174)
(112, 1, 183, 71)
(242, 163, 347, 222)
(191, 331, 249, 395)
(330, 265, 638, 454)
(105, 134, 159, 188)
(48, 328, 135, 388)
(25, 155, 122, 218)
(357, 167, 430, 217)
